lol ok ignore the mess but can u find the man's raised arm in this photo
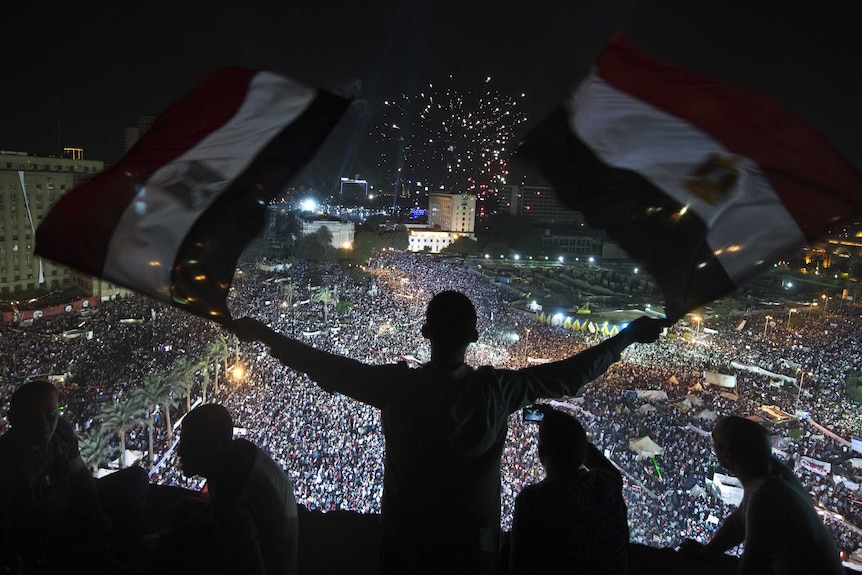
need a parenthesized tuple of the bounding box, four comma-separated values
(229, 317, 365, 386)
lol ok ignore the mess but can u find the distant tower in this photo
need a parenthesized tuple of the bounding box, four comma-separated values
(500, 184, 583, 225)
(124, 115, 157, 153)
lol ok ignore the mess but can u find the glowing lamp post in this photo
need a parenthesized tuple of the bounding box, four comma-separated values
(229, 364, 246, 384)
(692, 315, 702, 339)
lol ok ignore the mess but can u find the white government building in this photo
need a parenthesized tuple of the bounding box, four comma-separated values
(408, 192, 476, 253)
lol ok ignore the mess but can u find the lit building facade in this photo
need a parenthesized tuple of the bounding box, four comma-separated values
(428, 192, 476, 233)
(0, 151, 105, 295)
(296, 215, 355, 249)
(407, 230, 473, 253)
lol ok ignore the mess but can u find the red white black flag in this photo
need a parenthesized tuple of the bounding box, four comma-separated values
(36, 67, 349, 322)
(517, 30, 862, 321)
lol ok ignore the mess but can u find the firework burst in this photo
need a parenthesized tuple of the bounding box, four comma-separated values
(373, 75, 527, 201)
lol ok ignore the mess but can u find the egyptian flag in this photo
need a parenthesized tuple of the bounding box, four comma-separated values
(516, 28, 862, 322)
(35, 67, 349, 322)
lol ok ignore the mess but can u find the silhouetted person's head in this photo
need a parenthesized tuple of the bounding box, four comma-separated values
(712, 415, 772, 478)
(8, 379, 60, 450)
(178, 403, 234, 478)
(537, 408, 588, 476)
(421, 290, 478, 357)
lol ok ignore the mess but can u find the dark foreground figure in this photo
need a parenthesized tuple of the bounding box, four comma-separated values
(144, 403, 299, 575)
(0, 379, 148, 573)
(509, 405, 630, 574)
(629, 415, 848, 575)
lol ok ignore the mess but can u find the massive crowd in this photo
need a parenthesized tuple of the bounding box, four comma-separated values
(2, 250, 861, 561)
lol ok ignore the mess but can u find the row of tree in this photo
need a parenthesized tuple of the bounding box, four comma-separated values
(77, 273, 356, 474)
(77, 335, 233, 473)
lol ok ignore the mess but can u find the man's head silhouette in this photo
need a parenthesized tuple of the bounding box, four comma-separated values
(421, 290, 479, 349)
(537, 407, 588, 474)
(712, 415, 772, 477)
(9, 379, 61, 450)
(178, 403, 234, 478)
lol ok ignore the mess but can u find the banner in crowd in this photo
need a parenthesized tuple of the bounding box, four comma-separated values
(760, 405, 794, 423)
(703, 371, 737, 388)
(834, 475, 860, 492)
(685, 423, 710, 437)
(807, 419, 852, 448)
(535, 313, 623, 337)
(2, 297, 97, 324)
(798, 456, 832, 477)
(635, 389, 668, 401)
(730, 361, 796, 383)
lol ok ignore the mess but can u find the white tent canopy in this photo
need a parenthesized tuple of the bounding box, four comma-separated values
(629, 436, 664, 458)
(636, 390, 668, 401)
(688, 484, 707, 499)
(695, 409, 718, 421)
(638, 404, 657, 414)
(685, 394, 703, 406)
(673, 399, 694, 413)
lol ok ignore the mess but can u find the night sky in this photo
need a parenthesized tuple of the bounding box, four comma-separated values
(3, 1, 632, 183)
(3, 1, 860, 191)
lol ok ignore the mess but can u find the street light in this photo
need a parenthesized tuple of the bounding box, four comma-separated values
(692, 315, 702, 339)
(763, 315, 772, 338)
(822, 294, 829, 314)
(787, 308, 797, 328)
(229, 363, 246, 384)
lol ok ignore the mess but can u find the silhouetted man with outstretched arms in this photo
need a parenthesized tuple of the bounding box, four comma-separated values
(230, 290, 666, 575)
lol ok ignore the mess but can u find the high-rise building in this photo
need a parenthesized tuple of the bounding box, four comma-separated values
(500, 184, 584, 225)
(124, 115, 157, 153)
(428, 192, 476, 233)
(0, 150, 104, 295)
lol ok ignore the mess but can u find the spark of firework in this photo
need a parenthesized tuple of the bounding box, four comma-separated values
(373, 75, 527, 202)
